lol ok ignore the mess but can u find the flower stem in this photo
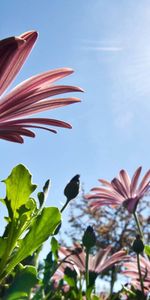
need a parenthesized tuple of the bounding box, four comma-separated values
(60, 199, 69, 213)
(133, 212, 144, 239)
(137, 253, 145, 297)
(85, 249, 90, 300)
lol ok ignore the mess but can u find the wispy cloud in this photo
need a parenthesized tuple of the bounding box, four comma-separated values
(80, 39, 123, 52)
(85, 46, 122, 52)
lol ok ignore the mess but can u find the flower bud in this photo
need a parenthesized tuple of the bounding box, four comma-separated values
(64, 175, 80, 201)
(132, 235, 144, 254)
(82, 226, 96, 250)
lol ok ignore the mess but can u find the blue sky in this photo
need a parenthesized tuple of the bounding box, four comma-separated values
(1, 1, 150, 256)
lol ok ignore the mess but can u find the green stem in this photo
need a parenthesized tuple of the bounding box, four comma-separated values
(110, 266, 116, 295)
(137, 253, 145, 298)
(133, 212, 144, 239)
(85, 248, 90, 300)
(60, 199, 69, 213)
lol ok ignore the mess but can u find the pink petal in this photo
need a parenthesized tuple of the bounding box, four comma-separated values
(111, 178, 128, 198)
(119, 169, 131, 197)
(95, 249, 127, 273)
(0, 36, 25, 96)
(0, 117, 72, 129)
(98, 179, 113, 188)
(0, 31, 38, 96)
(138, 169, 150, 194)
(0, 96, 81, 122)
(93, 246, 111, 271)
(0, 133, 24, 143)
(130, 166, 142, 197)
(1, 68, 79, 106)
(90, 187, 124, 200)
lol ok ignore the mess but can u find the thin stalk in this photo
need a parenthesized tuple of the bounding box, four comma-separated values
(133, 212, 144, 240)
(137, 253, 145, 298)
(85, 248, 90, 300)
(60, 199, 69, 213)
(133, 212, 149, 261)
(110, 266, 116, 295)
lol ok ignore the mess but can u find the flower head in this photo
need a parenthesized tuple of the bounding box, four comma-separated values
(123, 255, 150, 295)
(0, 31, 83, 143)
(56, 243, 127, 276)
(86, 167, 150, 213)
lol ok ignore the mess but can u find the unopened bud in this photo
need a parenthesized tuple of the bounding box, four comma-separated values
(82, 226, 96, 250)
(64, 175, 80, 201)
(132, 235, 144, 254)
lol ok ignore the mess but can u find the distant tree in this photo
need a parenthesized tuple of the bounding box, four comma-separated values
(63, 188, 150, 293)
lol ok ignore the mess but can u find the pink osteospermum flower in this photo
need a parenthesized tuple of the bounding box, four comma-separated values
(85, 167, 150, 213)
(123, 255, 150, 295)
(55, 243, 127, 276)
(0, 31, 83, 143)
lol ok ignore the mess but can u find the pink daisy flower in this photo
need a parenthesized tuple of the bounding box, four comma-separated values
(86, 167, 150, 213)
(123, 255, 150, 295)
(0, 31, 83, 143)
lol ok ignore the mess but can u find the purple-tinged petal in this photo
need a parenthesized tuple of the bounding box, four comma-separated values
(0, 96, 81, 122)
(0, 32, 83, 143)
(96, 249, 127, 273)
(98, 179, 112, 188)
(0, 85, 82, 115)
(0, 117, 72, 129)
(111, 178, 129, 198)
(0, 133, 24, 143)
(138, 169, 150, 194)
(90, 186, 124, 200)
(1, 68, 80, 107)
(0, 31, 38, 96)
(0, 36, 25, 96)
(0, 126, 35, 137)
(130, 166, 142, 197)
(92, 246, 111, 271)
(119, 169, 131, 197)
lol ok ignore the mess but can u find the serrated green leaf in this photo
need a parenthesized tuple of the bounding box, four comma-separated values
(3, 164, 37, 219)
(4, 207, 61, 276)
(144, 244, 150, 257)
(4, 265, 38, 300)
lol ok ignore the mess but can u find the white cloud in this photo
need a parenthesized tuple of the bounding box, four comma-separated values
(84, 46, 123, 52)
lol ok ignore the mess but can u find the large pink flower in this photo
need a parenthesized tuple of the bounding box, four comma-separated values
(55, 243, 127, 276)
(123, 255, 150, 295)
(86, 167, 150, 213)
(0, 31, 83, 143)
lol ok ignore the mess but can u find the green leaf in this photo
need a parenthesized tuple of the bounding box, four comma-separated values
(3, 164, 37, 219)
(92, 296, 100, 300)
(4, 265, 38, 300)
(144, 244, 150, 257)
(51, 237, 59, 260)
(4, 207, 61, 276)
(64, 267, 77, 287)
(37, 179, 50, 208)
(0, 237, 7, 258)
